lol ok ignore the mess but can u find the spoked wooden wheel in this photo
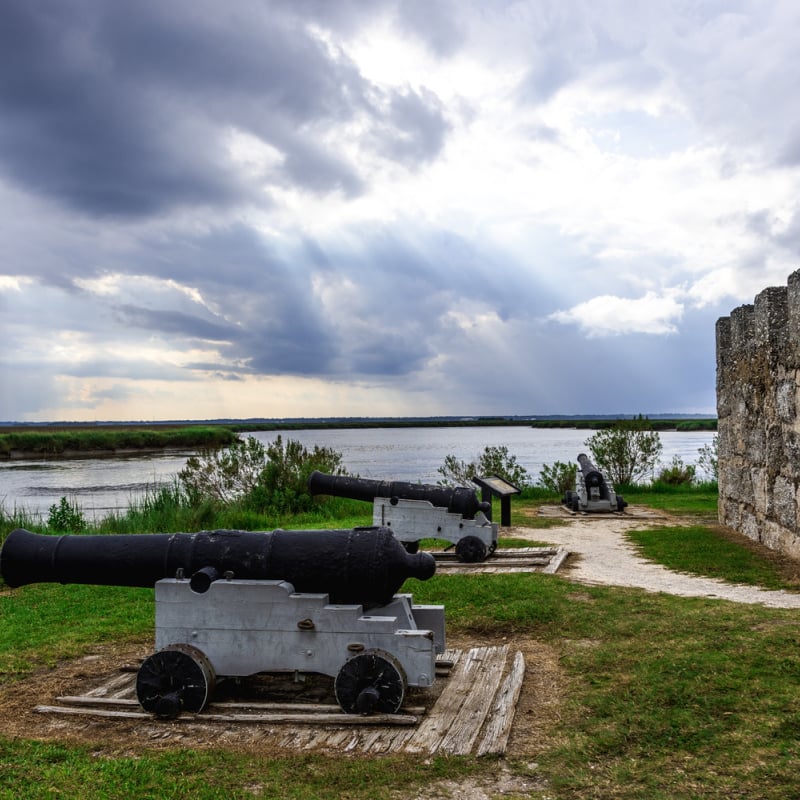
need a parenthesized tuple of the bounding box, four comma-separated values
(334, 650, 406, 715)
(136, 643, 216, 719)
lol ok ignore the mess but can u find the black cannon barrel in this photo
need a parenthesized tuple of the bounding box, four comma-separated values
(308, 471, 490, 519)
(577, 453, 606, 491)
(0, 526, 436, 607)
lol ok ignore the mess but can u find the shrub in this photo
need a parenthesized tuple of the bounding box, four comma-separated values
(47, 496, 86, 532)
(697, 435, 718, 481)
(657, 455, 696, 486)
(437, 445, 531, 488)
(538, 460, 577, 495)
(178, 435, 345, 515)
(585, 416, 663, 486)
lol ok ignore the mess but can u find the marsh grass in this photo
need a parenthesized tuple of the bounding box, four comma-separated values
(0, 426, 236, 458)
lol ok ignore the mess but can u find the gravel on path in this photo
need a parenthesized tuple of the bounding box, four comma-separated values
(517, 505, 800, 609)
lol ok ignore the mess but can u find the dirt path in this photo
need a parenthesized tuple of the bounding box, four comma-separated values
(516, 505, 800, 609)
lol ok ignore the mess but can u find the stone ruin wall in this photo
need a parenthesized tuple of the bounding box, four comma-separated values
(716, 270, 800, 560)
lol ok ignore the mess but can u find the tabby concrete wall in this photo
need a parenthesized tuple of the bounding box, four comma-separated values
(716, 270, 800, 560)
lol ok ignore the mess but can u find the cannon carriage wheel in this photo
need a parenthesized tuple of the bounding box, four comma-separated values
(334, 649, 406, 714)
(136, 643, 216, 719)
(455, 534, 488, 563)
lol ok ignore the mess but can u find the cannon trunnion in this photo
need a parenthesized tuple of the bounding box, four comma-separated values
(0, 527, 444, 718)
(308, 471, 498, 562)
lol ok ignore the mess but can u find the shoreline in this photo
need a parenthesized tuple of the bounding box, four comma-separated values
(0, 418, 717, 461)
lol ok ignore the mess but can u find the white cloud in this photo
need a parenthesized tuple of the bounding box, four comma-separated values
(550, 290, 684, 337)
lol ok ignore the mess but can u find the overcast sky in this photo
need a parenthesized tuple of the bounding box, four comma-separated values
(1, 0, 797, 422)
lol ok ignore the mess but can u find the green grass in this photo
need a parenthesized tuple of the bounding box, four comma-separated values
(0, 741, 481, 800)
(0, 584, 153, 680)
(626, 525, 793, 590)
(621, 481, 719, 517)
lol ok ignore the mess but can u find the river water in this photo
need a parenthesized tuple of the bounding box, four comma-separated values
(0, 426, 716, 520)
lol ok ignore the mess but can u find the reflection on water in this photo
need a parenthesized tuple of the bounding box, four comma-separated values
(0, 427, 716, 520)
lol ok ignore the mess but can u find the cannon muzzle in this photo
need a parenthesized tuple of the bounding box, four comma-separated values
(308, 471, 490, 519)
(577, 453, 606, 492)
(0, 526, 436, 606)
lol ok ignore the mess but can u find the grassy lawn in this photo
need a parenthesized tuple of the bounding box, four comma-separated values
(626, 525, 800, 591)
(621, 482, 720, 519)
(4, 483, 800, 798)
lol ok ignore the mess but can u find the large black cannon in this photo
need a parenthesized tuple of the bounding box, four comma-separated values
(0, 526, 444, 718)
(563, 453, 627, 513)
(0, 526, 436, 606)
(308, 471, 498, 562)
(308, 471, 490, 519)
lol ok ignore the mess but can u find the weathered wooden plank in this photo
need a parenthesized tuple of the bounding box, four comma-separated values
(54, 695, 426, 716)
(57, 696, 139, 707)
(435, 558, 552, 570)
(434, 547, 557, 561)
(37, 704, 418, 726)
(194, 711, 418, 726)
(83, 672, 135, 697)
(476, 650, 526, 756)
(496, 547, 558, 556)
(35, 705, 152, 720)
(403, 646, 503, 754)
(364, 725, 414, 754)
(541, 546, 570, 574)
(436, 645, 509, 755)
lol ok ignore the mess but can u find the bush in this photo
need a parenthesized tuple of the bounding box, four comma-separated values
(178, 435, 345, 515)
(47, 496, 86, 532)
(585, 416, 663, 486)
(697, 435, 718, 481)
(437, 445, 531, 488)
(657, 455, 696, 486)
(538, 460, 577, 495)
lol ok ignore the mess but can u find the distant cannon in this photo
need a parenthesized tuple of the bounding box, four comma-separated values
(308, 471, 498, 562)
(0, 527, 444, 718)
(562, 454, 627, 513)
(307, 472, 491, 519)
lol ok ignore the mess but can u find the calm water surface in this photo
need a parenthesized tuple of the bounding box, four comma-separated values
(0, 426, 716, 520)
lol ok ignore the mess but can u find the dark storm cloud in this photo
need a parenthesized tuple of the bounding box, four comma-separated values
(0, 3, 248, 215)
(0, 0, 450, 217)
(116, 224, 341, 374)
(101, 219, 550, 382)
(113, 305, 240, 343)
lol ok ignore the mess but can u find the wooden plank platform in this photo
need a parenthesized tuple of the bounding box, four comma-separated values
(34, 646, 525, 755)
(434, 546, 569, 574)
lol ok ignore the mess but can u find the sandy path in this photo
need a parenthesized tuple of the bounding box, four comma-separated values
(518, 506, 800, 609)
